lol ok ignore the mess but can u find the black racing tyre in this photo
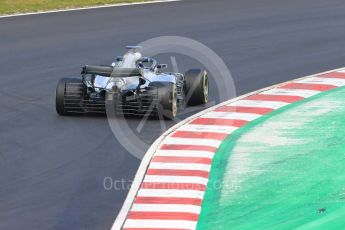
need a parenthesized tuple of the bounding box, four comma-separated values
(184, 69, 209, 106)
(149, 82, 178, 120)
(55, 78, 84, 115)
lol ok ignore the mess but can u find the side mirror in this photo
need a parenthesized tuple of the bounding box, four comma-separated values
(139, 77, 146, 85)
(157, 64, 168, 69)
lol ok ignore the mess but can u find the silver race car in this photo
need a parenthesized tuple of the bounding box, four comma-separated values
(55, 46, 209, 119)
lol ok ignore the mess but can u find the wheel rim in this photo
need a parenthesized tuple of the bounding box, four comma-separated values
(172, 84, 177, 117)
(203, 71, 209, 103)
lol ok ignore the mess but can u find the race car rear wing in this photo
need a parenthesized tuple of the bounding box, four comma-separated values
(111, 68, 142, 78)
(81, 65, 141, 78)
(81, 65, 113, 76)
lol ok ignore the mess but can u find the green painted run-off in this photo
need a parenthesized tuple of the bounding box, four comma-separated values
(197, 87, 345, 230)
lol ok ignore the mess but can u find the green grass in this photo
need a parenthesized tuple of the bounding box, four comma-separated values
(0, 0, 150, 15)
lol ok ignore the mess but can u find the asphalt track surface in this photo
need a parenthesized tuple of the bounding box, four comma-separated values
(1, 0, 345, 229)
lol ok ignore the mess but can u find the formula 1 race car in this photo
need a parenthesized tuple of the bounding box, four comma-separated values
(55, 46, 208, 119)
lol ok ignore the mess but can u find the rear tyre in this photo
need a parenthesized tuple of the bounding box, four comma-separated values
(149, 82, 178, 120)
(185, 69, 209, 106)
(55, 78, 84, 115)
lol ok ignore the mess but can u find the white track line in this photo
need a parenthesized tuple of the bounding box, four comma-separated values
(163, 137, 221, 148)
(229, 100, 289, 109)
(296, 77, 345, 86)
(144, 175, 209, 185)
(137, 189, 205, 199)
(131, 204, 201, 213)
(260, 88, 320, 97)
(123, 219, 197, 229)
(155, 150, 214, 159)
(201, 111, 261, 121)
(149, 162, 212, 171)
(176, 124, 237, 134)
(0, 0, 181, 19)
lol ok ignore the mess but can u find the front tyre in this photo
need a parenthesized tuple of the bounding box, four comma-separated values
(185, 69, 209, 106)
